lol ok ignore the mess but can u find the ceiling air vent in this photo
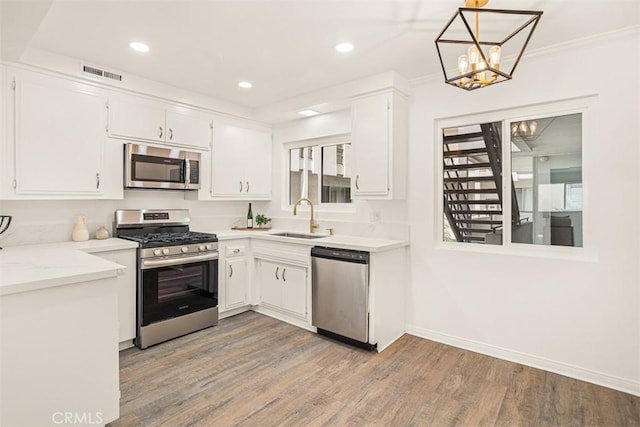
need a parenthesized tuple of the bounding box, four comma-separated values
(103, 71, 122, 81)
(82, 65, 123, 82)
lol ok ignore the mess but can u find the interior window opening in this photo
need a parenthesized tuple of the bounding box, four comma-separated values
(442, 112, 583, 248)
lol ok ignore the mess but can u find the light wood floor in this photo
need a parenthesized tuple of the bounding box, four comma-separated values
(109, 311, 640, 427)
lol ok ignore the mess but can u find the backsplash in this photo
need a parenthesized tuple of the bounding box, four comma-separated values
(0, 191, 269, 247)
(0, 191, 409, 247)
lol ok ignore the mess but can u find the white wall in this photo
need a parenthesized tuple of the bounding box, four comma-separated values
(406, 29, 640, 394)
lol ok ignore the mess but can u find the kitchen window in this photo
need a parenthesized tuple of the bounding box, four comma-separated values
(288, 137, 352, 206)
(438, 97, 592, 252)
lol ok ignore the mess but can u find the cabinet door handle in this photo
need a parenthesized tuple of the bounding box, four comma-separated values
(275, 266, 279, 280)
(96, 173, 100, 189)
(282, 268, 286, 282)
(233, 248, 240, 254)
(159, 126, 163, 139)
(246, 181, 250, 192)
(239, 181, 243, 192)
(229, 264, 233, 278)
(169, 128, 173, 140)
(355, 175, 360, 190)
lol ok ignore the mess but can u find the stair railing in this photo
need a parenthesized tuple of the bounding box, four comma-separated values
(443, 142, 472, 242)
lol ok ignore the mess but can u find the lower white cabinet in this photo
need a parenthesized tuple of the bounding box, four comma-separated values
(93, 248, 137, 345)
(0, 276, 120, 426)
(255, 259, 308, 319)
(223, 241, 250, 310)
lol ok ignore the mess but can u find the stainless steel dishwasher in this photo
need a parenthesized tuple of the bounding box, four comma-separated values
(311, 246, 375, 350)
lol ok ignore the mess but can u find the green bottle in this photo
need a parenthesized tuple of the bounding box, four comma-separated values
(247, 203, 253, 229)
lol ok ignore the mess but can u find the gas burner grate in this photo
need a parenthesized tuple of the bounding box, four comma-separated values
(122, 231, 217, 247)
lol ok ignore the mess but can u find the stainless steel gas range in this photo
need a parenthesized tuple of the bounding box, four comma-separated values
(115, 209, 218, 349)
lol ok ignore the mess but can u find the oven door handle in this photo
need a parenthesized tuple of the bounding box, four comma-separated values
(141, 252, 219, 270)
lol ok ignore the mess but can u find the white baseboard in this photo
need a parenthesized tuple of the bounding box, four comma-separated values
(252, 306, 315, 333)
(405, 324, 640, 397)
(118, 340, 134, 351)
(219, 305, 251, 319)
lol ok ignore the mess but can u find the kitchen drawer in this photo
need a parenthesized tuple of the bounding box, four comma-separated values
(252, 240, 310, 267)
(226, 244, 247, 257)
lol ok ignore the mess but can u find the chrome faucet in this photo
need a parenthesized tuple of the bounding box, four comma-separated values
(293, 197, 319, 233)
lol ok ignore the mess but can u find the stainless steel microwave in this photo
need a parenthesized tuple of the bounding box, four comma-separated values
(125, 143, 201, 190)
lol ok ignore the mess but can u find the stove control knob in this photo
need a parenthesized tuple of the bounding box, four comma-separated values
(153, 249, 162, 256)
(199, 245, 206, 251)
(206, 244, 215, 251)
(162, 248, 170, 255)
(181, 246, 189, 253)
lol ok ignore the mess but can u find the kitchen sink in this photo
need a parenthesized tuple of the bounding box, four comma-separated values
(270, 232, 326, 239)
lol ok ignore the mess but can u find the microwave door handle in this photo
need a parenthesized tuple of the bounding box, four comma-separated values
(185, 159, 191, 189)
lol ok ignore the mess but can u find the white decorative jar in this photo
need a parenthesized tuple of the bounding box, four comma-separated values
(72, 215, 90, 242)
(95, 225, 109, 240)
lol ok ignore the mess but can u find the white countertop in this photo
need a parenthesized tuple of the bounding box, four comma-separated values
(32, 237, 140, 253)
(0, 238, 137, 296)
(216, 229, 408, 252)
(0, 230, 406, 297)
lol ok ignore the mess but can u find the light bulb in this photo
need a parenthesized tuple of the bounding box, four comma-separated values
(458, 54, 469, 75)
(477, 59, 487, 81)
(468, 45, 480, 69)
(512, 123, 518, 136)
(529, 121, 538, 135)
(519, 122, 528, 133)
(489, 45, 501, 68)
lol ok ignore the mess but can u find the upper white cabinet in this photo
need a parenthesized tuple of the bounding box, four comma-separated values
(2, 67, 123, 199)
(165, 108, 212, 149)
(350, 89, 407, 199)
(108, 93, 212, 150)
(209, 123, 272, 199)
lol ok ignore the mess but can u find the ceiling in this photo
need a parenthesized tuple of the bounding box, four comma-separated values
(1, 0, 638, 111)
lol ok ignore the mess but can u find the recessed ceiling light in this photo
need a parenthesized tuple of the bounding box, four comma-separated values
(238, 81, 253, 89)
(129, 42, 150, 53)
(298, 109, 320, 117)
(335, 42, 354, 53)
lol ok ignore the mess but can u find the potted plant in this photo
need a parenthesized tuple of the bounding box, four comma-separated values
(255, 214, 271, 229)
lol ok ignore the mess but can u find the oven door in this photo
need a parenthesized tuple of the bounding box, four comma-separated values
(140, 254, 218, 326)
(125, 144, 188, 190)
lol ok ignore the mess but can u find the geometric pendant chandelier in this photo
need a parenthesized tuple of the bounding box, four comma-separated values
(435, 0, 542, 91)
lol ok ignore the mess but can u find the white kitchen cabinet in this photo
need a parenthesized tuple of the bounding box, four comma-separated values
(350, 89, 407, 199)
(2, 67, 122, 199)
(279, 264, 307, 316)
(93, 248, 137, 347)
(1, 275, 120, 426)
(109, 93, 212, 150)
(258, 260, 282, 309)
(210, 123, 272, 199)
(223, 241, 250, 310)
(226, 257, 248, 308)
(165, 108, 212, 149)
(253, 240, 311, 325)
(255, 258, 308, 320)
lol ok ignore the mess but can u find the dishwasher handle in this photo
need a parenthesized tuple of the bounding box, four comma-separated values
(311, 246, 369, 264)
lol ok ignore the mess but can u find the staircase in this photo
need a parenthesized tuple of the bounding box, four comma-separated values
(443, 122, 520, 244)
